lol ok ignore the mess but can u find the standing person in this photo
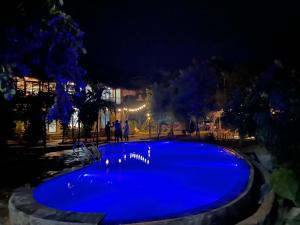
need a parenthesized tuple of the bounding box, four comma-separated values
(114, 120, 121, 142)
(123, 120, 129, 142)
(111, 121, 115, 142)
(189, 120, 196, 136)
(105, 121, 111, 143)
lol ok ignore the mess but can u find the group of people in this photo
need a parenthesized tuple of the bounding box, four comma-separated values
(105, 120, 130, 143)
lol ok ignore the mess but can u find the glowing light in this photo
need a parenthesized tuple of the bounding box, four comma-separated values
(118, 159, 122, 163)
(67, 182, 73, 189)
(233, 135, 240, 139)
(123, 104, 146, 112)
(105, 159, 110, 165)
(129, 152, 150, 165)
(270, 108, 281, 116)
(245, 136, 255, 140)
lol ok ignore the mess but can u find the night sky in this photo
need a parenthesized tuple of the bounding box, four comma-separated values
(63, 1, 299, 84)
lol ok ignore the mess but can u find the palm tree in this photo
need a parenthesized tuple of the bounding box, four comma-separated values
(73, 83, 115, 145)
(89, 83, 115, 145)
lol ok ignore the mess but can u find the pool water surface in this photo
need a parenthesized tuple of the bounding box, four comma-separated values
(33, 141, 251, 224)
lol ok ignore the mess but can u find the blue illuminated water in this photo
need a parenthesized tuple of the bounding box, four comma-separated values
(33, 141, 251, 224)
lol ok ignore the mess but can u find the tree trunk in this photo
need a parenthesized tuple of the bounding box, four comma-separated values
(61, 126, 65, 144)
(78, 121, 81, 142)
(148, 121, 151, 138)
(157, 123, 161, 139)
(71, 116, 74, 143)
(85, 126, 88, 142)
(62, 125, 65, 144)
(43, 114, 47, 149)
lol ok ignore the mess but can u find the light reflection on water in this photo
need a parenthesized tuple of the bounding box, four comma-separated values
(101, 142, 151, 167)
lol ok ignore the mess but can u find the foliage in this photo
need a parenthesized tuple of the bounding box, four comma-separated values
(288, 214, 300, 225)
(270, 168, 299, 204)
(0, 0, 87, 144)
(15, 92, 54, 145)
(151, 58, 223, 130)
(269, 168, 300, 225)
(222, 60, 300, 224)
(48, 83, 73, 139)
(128, 120, 138, 134)
(0, 66, 16, 101)
(2, 10, 87, 92)
(151, 80, 175, 125)
(0, 94, 15, 147)
(222, 88, 257, 138)
(222, 61, 300, 163)
(173, 60, 220, 122)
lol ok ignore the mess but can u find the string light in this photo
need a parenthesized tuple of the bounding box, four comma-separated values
(118, 104, 147, 113)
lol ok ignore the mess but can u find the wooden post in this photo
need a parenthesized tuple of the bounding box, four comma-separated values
(43, 114, 47, 149)
(71, 115, 74, 143)
(78, 120, 81, 142)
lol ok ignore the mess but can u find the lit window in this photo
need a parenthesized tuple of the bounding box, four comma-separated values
(32, 82, 39, 95)
(48, 121, 57, 133)
(116, 89, 121, 104)
(102, 87, 113, 100)
(69, 108, 79, 128)
(64, 82, 75, 94)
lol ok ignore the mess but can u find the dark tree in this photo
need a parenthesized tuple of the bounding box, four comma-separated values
(222, 60, 300, 224)
(223, 60, 300, 164)
(0, 0, 87, 146)
(150, 58, 226, 138)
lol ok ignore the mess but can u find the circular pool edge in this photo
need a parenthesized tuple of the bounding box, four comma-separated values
(9, 144, 255, 225)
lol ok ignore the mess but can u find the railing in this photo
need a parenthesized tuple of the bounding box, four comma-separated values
(72, 141, 101, 164)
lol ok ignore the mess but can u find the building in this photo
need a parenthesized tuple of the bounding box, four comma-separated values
(13, 76, 148, 143)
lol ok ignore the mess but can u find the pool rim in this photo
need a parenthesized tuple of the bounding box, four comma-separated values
(9, 141, 255, 225)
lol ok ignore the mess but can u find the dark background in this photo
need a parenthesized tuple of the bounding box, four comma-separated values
(63, 0, 300, 84)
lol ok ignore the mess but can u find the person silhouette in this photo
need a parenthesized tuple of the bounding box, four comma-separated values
(123, 120, 129, 141)
(114, 120, 122, 142)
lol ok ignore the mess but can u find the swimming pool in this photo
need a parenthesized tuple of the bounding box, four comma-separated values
(33, 141, 251, 224)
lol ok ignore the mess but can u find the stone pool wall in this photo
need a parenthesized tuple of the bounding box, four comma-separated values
(9, 187, 104, 225)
